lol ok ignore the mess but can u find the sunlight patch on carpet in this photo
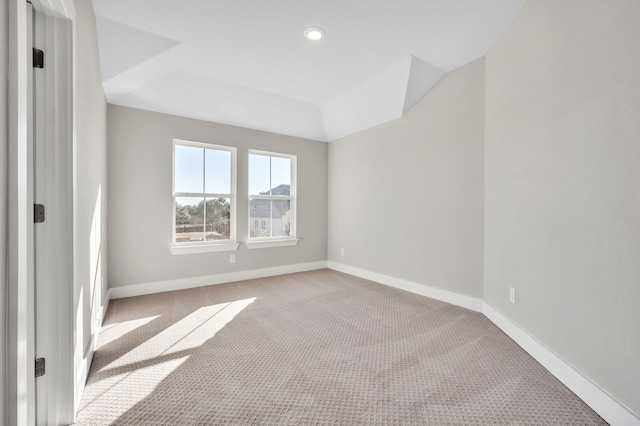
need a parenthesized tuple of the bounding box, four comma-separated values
(77, 298, 255, 422)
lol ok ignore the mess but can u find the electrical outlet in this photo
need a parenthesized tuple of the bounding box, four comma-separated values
(230, 254, 236, 264)
(509, 287, 516, 304)
(340, 248, 345, 256)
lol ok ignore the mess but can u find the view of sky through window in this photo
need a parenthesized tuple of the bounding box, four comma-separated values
(249, 154, 290, 195)
(175, 145, 230, 194)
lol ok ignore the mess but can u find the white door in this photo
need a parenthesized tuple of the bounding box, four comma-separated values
(30, 4, 75, 425)
(8, 1, 74, 424)
(31, 4, 49, 424)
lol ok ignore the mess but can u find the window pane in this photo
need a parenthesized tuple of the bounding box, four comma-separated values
(249, 154, 271, 195)
(271, 157, 291, 195)
(175, 197, 204, 242)
(205, 149, 231, 194)
(203, 197, 231, 240)
(249, 198, 271, 238)
(175, 145, 203, 193)
(272, 199, 291, 237)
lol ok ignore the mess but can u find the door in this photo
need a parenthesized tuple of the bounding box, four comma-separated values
(7, 1, 74, 424)
(31, 4, 49, 424)
(30, 4, 75, 424)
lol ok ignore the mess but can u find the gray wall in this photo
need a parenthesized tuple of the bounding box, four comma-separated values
(1, 0, 7, 419)
(73, 0, 108, 391)
(327, 58, 485, 299)
(107, 105, 328, 289)
(484, 0, 640, 416)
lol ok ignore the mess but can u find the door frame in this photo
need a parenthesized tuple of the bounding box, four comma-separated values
(7, 0, 75, 424)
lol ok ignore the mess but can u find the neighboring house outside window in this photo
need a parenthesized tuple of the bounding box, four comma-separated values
(248, 150, 298, 249)
(171, 139, 238, 254)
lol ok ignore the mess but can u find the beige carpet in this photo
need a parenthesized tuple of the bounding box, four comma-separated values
(75, 269, 606, 425)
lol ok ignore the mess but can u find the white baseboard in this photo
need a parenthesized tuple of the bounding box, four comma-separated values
(102, 291, 111, 322)
(108, 261, 328, 299)
(482, 302, 640, 426)
(74, 331, 96, 417)
(326, 261, 483, 312)
(75, 294, 110, 417)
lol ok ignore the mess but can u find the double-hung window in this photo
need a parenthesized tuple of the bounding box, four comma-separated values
(172, 139, 238, 254)
(248, 150, 298, 249)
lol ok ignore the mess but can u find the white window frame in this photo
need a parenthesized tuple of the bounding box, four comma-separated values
(247, 150, 299, 249)
(171, 139, 239, 255)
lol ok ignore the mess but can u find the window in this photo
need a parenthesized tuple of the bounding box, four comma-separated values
(172, 139, 238, 254)
(248, 150, 298, 248)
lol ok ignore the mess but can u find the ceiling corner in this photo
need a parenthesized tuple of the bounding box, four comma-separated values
(402, 56, 445, 115)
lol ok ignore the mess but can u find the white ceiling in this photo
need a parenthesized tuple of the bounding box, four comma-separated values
(92, 0, 525, 142)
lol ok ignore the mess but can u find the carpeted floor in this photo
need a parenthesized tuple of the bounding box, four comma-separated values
(74, 269, 607, 425)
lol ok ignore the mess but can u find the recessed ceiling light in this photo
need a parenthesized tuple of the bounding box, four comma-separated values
(304, 27, 325, 41)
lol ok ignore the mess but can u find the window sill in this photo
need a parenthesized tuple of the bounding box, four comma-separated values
(170, 242, 240, 255)
(246, 238, 299, 250)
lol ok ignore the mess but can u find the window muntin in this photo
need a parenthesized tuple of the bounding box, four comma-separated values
(173, 140, 236, 245)
(248, 151, 296, 240)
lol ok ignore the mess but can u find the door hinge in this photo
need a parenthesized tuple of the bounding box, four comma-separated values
(34, 204, 45, 223)
(35, 358, 46, 378)
(33, 48, 44, 69)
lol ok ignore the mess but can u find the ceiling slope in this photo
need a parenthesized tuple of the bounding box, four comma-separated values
(322, 56, 444, 141)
